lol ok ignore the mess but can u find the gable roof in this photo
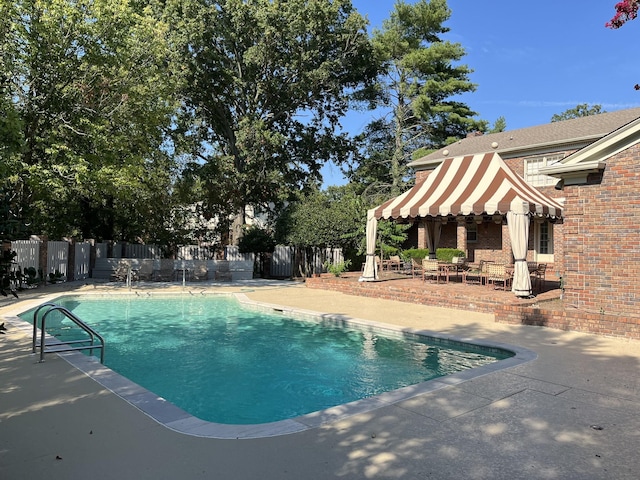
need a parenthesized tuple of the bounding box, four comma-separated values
(540, 116, 640, 183)
(374, 152, 563, 219)
(409, 107, 640, 169)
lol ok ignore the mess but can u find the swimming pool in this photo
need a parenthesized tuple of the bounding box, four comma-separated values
(19, 292, 532, 438)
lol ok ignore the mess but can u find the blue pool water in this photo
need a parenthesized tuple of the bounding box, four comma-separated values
(24, 295, 513, 424)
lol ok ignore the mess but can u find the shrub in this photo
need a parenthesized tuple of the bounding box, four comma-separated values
(402, 248, 430, 261)
(401, 248, 465, 263)
(436, 248, 465, 263)
(323, 259, 352, 277)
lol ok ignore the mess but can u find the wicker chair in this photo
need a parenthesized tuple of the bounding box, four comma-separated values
(154, 259, 175, 282)
(422, 258, 440, 282)
(135, 259, 154, 281)
(383, 255, 402, 271)
(411, 258, 424, 278)
(191, 260, 209, 281)
(485, 263, 513, 291)
(110, 260, 131, 282)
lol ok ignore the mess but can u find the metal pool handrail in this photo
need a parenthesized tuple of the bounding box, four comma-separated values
(32, 303, 105, 364)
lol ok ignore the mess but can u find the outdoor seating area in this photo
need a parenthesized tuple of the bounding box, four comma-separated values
(411, 257, 549, 294)
(366, 253, 551, 296)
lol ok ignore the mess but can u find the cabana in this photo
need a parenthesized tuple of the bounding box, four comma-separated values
(360, 152, 564, 297)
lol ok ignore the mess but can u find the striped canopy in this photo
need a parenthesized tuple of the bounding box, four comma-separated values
(373, 152, 563, 220)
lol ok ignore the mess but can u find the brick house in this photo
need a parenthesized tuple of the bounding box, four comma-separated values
(403, 106, 640, 318)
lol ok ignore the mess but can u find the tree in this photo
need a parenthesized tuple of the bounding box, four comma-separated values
(349, 0, 484, 200)
(606, 1, 639, 28)
(488, 116, 507, 133)
(168, 0, 377, 231)
(5, 0, 179, 241)
(275, 184, 369, 275)
(276, 185, 366, 250)
(606, 1, 639, 90)
(551, 104, 605, 122)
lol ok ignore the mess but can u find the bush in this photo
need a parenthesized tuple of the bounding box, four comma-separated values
(436, 248, 465, 263)
(323, 259, 352, 277)
(402, 248, 430, 261)
(400, 248, 465, 263)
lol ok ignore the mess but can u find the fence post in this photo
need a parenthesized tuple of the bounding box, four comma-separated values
(36, 235, 48, 285)
(66, 238, 76, 282)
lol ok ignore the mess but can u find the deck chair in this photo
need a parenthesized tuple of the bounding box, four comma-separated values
(411, 258, 424, 278)
(154, 259, 175, 282)
(485, 263, 512, 291)
(214, 261, 232, 282)
(110, 260, 131, 282)
(191, 260, 208, 281)
(422, 258, 440, 282)
(383, 255, 402, 271)
(135, 259, 154, 282)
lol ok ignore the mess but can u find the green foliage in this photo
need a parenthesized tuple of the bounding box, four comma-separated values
(170, 0, 377, 223)
(48, 270, 65, 284)
(348, 0, 484, 200)
(4, 0, 180, 241)
(238, 226, 276, 254)
(488, 116, 507, 133)
(551, 104, 605, 122)
(276, 185, 367, 250)
(435, 248, 465, 263)
(402, 247, 463, 262)
(402, 248, 430, 260)
(0, 249, 17, 297)
(376, 220, 410, 257)
(323, 259, 352, 277)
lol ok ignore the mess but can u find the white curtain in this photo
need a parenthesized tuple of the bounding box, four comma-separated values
(359, 209, 378, 282)
(425, 220, 442, 259)
(507, 211, 532, 297)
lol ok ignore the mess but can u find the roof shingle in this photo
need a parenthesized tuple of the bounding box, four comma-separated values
(410, 107, 640, 168)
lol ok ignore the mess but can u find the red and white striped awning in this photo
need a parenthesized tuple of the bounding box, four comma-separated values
(374, 152, 563, 219)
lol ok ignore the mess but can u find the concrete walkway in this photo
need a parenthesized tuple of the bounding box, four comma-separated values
(1, 280, 639, 479)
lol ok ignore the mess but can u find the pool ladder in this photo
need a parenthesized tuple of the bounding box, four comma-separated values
(32, 303, 105, 364)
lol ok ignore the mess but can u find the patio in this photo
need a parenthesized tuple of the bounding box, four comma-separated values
(306, 270, 562, 315)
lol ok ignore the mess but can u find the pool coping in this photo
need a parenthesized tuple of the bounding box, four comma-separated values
(4, 290, 537, 439)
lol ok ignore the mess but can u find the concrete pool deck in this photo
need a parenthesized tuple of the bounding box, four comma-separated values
(1, 280, 639, 479)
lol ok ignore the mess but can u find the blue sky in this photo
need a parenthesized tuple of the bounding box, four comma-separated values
(321, 0, 640, 186)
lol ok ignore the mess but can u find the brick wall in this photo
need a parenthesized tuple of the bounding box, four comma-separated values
(305, 276, 639, 341)
(495, 304, 640, 340)
(560, 143, 640, 317)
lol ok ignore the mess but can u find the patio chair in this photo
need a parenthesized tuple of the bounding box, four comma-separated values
(135, 259, 154, 282)
(110, 260, 131, 282)
(485, 263, 512, 291)
(191, 260, 208, 281)
(411, 258, 424, 278)
(422, 258, 440, 282)
(214, 261, 232, 282)
(462, 260, 487, 285)
(531, 263, 547, 292)
(449, 256, 468, 281)
(154, 259, 175, 282)
(383, 255, 402, 271)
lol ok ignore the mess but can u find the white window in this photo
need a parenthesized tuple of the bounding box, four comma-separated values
(524, 154, 563, 187)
